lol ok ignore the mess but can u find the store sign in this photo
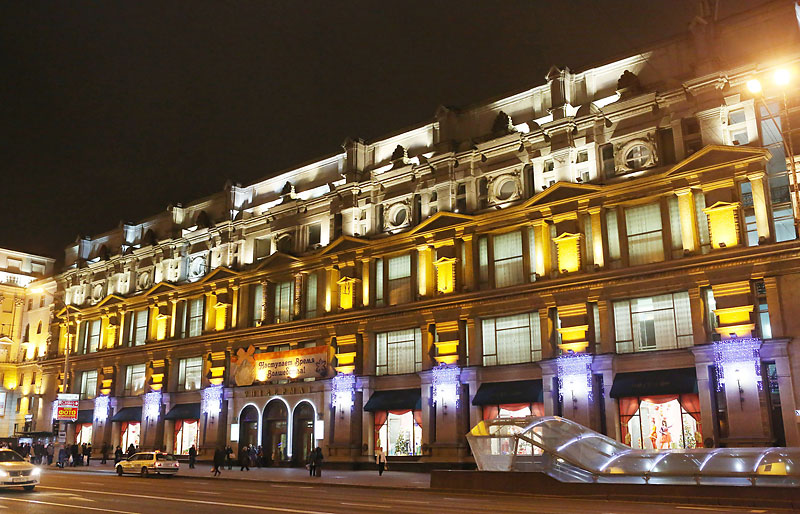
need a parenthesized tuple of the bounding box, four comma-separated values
(254, 345, 332, 381)
(56, 393, 79, 421)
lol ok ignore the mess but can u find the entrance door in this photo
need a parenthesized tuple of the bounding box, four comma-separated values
(238, 406, 259, 448)
(262, 400, 288, 465)
(292, 402, 315, 466)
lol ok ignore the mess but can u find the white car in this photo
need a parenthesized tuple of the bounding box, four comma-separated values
(116, 452, 179, 477)
(0, 449, 40, 490)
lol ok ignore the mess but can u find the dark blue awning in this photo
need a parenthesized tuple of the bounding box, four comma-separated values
(472, 380, 543, 406)
(610, 368, 698, 398)
(164, 403, 201, 421)
(76, 410, 93, 424)
(364, 389, 421, 412)
(110, 407, 142, 422)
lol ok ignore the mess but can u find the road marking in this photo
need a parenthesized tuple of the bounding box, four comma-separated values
(0, 495, 134, 513)
(339, 502, 391, 509)
(187, 490, 221, 495)
(80, 481, 103, 485)
(39, 486, 336, 513)
(389, 499, 428, 504)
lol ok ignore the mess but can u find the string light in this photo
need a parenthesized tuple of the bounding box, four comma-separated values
(330, 373, 355, 411)
(143, 391, 162, 421)
(557, 352, 593, 402)
(201, 385, 223, 417)
(713, 338, 762, 392)
(93, 395, 109, 423)
(431, 363, 460, 408)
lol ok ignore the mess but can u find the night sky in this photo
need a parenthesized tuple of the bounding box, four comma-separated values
(0, 0, 770, 262)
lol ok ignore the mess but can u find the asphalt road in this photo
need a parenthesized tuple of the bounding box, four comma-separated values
(0, 469, 788, 513)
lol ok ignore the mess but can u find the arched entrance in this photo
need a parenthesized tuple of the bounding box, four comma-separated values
(262, 400, 288, 465)
(239, 405, 259, 448)
(291, 402, 315, 466)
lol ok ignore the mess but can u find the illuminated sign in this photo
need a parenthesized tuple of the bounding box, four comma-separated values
(255, 345, 332, 382)
(56, 393, 79, 421)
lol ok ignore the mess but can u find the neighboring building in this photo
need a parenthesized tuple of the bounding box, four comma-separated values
(36, 0, 800, 466)
(0, 248, 55, 440)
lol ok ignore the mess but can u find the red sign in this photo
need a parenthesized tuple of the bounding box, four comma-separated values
(56, 400, 79, 422)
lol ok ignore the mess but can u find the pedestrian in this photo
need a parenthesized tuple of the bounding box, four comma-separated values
(248, 445, 257, 469)
(376, 447, 387, 476)
(70, 443, 79, 467)
(306, 450, 315, 477)
(84, 442, 92, 466)
(188, 444, 197, 469)
(127, 443, 136, 459)
(256, 446, 264, 468)
(312, 447, 323, 477)
(225, 445, 233, 470)
(239, 445, 250, 471)
(57, 447, 68, 468)
(114, 445, 123, 464)
(100, 442, 109, 464)
(46, 443, 54, 466)
(211, 447, 223, 477)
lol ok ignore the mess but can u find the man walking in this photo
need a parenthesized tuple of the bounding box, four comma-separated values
(188, 444, 197, 469)
(211, 447, 223, 477)
(376, 447, 387, 476)
(225, 445, 233, 470)
(100, 442, 109, 464)
(239, 445, 250, 471)
(84, 443, 92, 466)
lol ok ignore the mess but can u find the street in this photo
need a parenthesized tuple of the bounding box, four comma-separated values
(0, 468, 790, 513)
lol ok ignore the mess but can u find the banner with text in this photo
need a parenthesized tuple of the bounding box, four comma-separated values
(255, 345, 332, 381)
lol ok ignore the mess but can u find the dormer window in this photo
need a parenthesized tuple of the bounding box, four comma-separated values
(308, 223, 321, 247)
(624, 144, 652, 169)
(544, 159, 554, 173)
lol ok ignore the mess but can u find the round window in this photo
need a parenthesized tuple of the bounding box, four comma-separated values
(392, 207, 407, 227)
(496, 179, 517, 201)
(624, 144, 652, 169)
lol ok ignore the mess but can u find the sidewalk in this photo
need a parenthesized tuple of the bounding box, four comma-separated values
(51, 460, 431, 489)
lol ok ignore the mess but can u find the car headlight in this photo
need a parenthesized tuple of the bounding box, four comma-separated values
(31, 468, 41, 476)
(0, 470, 8, 478)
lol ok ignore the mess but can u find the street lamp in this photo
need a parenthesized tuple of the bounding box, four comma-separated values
(746, 68, 798, 235)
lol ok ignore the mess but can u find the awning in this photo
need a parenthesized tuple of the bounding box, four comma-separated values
(472, 380, 543, 406)
(164, 403, 201, 421)
(610, 368, 698, 398)
(76, 410, 93, 424)
(364, 389, 421, 412)
(110, 407, 142, 422)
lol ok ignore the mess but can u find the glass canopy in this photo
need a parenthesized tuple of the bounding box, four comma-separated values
(466, 416, 800, 487)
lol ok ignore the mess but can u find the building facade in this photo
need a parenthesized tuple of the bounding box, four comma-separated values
(36, 1, 800, 465)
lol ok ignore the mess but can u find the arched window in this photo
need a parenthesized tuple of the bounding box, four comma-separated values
(36, 321, 43, 334)
(23, 324, 30, 342)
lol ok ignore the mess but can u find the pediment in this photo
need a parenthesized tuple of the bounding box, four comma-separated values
(56, 305, 82, 318)
(317, 236, 369, 255)
(665, 145, 770, 176)
(255, 252, 300, 271)
(525, 182, 602, 207)
(198, 266, 239, 284)
(94, 294, 127, 307)
(144, 282, 179, 297)
(409, 211, 473, 234)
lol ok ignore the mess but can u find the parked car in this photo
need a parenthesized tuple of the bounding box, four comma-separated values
(116, 452, 179, 477)
(0, 449, 40, 490)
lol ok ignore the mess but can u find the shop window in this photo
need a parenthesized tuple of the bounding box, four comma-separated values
(387, 254, 412, 305)
(174, 420, 199, 455)
(178, 357, 203, 391)
(481, 312, 542, 366)
(273, 280, 293, 323)
(493, 231, 523, 288)
(625, 203, 664, 266)
(121, 421, 141, 450)
(613, 292, 693, 353)
(79, 370, 97, 400)
(250, 284, 264, 326)
(305, 273, 317, 318)
(375, 410, 422, 456)
(477, 235, 489, 288)
(375, 328, 421, 376)
(76, 423, 93, 446)
(619, 394, 702, 449)
(123, 364, 146, 396)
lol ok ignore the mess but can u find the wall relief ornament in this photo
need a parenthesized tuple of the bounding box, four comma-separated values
(231, 345, 256, 387)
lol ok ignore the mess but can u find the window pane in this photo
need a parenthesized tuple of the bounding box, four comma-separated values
(493, 231, 523, 288)
(693, 192, 710, 252)
(626, 203, 664, 265)
(376, 329, 418, 375)
(188, 298, 204, 337)
(773, 206, 796, 242)
(481, 313, 539, 365)
(305, 274, 317, 318)
(252, 284, 263, 326)
(606, 210, 621, 261)
(134, 310, 148, 346)
(668, 197, 683, 251)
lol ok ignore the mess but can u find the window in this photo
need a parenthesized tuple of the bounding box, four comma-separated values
(693, 192, 711, 253)
(376, 410, 421, 456)
(129, 309, 149, 346)
(307, 223, 321, 247)
(493, 231, 524, 287)
(39, 296, 45, 308)
(455, 183, 467, 213)
(625, 203, 664, 265)
(682, 117, 702, 155)
(482, 312, 542, 366)
(495, 178, 517, 201)
(703, 287, 718, 335)
(387, 255, 412, 305)
(375, 328, 421, 376)
(250, 284, 263, 327)
(375, 258, 384, 307)
(527, 226, 537, 281)
(613, 292, 693, 353)
(477, 235, 489, 288)
(759, 102, 786, 175)
(124, 364, 146, 396)
(740, 182, 758, 247)
(624, 144, 652, 170)
(304, 273, 317, 318)
(600, 144, 615, 175)
(606, 210, 621, 263)
(178, 357, 203, 391)
(576, 150, 588, 163)
(667, 197, 683, 257)
(773, 204, 796, 242)
(658, 127, 676, 165)
(186, 298, 204, 337)
(79, 370, 98, 400)
(27, 299, 32, 310)
(543, 159, 554, 173)
(86, 319, 101, 353)
(754, 280, 772, 340)
(254, 237, 271, 260)
(727, 108, 749, 145)
(274, 280, 293, 323)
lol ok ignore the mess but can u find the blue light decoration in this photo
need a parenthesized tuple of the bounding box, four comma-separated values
(143, 391, 162, 421)
(93, 395, 109, 423)
(713, 337, 762, 392)
(431, 363, 460, 408)
(51, 400, 59, 421)
(330, 373, 355, 411)
(201, 384, 223, 418)
(557, 352, 593, 402)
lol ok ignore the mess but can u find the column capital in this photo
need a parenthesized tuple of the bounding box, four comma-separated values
(746, 171, 766, 181)
(674, 187, 694, 197)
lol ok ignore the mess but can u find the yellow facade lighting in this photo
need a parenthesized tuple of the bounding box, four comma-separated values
(747, 79, 762, 94)
(552, 232, 582, 273)
(433, 257, 457, 294)
(703, 201, 740, 249)
(774, 68, 791, 87)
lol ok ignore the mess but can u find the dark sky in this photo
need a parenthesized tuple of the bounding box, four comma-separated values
(0, 0, 769, 261)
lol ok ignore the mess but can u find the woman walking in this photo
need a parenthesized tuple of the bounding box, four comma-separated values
(212, 446, 223, 477)
(312, 447, 323, 477)
(376, 447, 387, 476)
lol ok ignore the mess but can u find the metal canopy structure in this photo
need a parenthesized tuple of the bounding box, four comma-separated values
(466, 416, 800, 487)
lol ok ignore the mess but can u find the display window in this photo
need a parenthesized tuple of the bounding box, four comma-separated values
(120, 421, 141, 449)
(481, 403, 544, 421)
(374, 410, 422, 456)
(76, 423, 93, 445)
(174, 419, 199, 455)
(619, 394, 702, 449)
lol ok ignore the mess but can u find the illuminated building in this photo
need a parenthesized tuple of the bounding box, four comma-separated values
(35, 1, 800, 465)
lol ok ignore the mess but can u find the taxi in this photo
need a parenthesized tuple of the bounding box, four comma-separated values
(0, 449, 40, 490)
(116, 451, 179, 477)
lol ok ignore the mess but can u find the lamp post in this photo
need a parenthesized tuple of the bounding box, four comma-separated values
(747, 68, 798, 235)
